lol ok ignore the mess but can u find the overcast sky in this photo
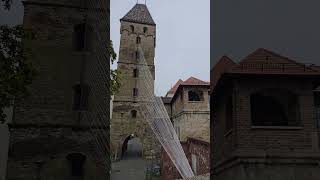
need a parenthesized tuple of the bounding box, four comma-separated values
(212, 0, 320, 68)
(111, 0, 210, 96)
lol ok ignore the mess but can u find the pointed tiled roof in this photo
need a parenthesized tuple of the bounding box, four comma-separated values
(181, 77, 210, 86)
(211, 48, 320, 92)
(121, 4, 155, 25)
(165, 77, 209, 98)
(166, 79, 183, 95)
(240, 48, 303, 65)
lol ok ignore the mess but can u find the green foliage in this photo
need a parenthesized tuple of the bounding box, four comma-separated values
(0, 25, 37, 123)
(108, 40, 121, 95)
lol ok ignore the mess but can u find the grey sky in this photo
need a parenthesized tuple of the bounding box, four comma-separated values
(0, 0, 23, 26)
(111, 0, 210, 96)
(212, 0, 320, 68)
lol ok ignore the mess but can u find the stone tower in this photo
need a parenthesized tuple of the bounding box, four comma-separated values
(111, 3, 159, 160)
(7, 0, 110, 179)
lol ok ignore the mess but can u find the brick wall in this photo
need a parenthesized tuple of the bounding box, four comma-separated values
(161, 138, 210, 180)
(212, 76, 320, 180)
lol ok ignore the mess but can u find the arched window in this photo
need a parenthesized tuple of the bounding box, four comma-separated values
(66, 153, 86, 177)
(136, 36, 141, 44)
(131, 110, 137, 118)
(250, 88, 299, 126)
(143, 27, 148, 33)
(73, 84, 90, 111)
(130, 25, 134, 32)
(188, 90, 204, 101)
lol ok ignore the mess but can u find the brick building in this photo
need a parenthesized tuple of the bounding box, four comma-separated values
(160, 137, 210, 180)
(7, 0, 110, 179)
(163, 77, 210, 142)
(210, 48, 320, 180)
(161, 77, 210, 179)
(110, 3, 160, 160)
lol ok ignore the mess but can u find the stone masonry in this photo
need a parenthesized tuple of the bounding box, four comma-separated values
(111, 4, 160, 160)
(7, 0, 110, 179)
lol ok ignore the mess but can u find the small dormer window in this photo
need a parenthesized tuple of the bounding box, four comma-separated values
(130, 25, 134, 32)
(136, 37, 141, 44)
(143, 27, 148, 33)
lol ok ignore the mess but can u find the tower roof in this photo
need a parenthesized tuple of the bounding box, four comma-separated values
(121, 4, 156, 25)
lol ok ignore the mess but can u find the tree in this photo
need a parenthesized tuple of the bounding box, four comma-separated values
(1, 0, 12, 10)
(0, 25, 37, 123)
(108, 40, 121, 95)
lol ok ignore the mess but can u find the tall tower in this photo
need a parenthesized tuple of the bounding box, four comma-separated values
(7, 0, 110, 179)
(111, 4, 159, 160)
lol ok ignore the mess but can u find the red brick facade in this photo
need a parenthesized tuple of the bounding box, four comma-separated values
(161, 138, 209, 180)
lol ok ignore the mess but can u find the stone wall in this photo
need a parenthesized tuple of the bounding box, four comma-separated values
(111, 10, 160, 160)
(171, 86, 210, 142)
(7, 0, 110, 179)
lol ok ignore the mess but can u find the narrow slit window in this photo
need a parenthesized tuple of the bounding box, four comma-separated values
(131, 110, 137, 118)
(133, 88, 139, 97)
(133, 69, 139, 77)
(73, 84, 89, 111)
(130, 25, 134, 32)
(73, 24, 86, 51)
(136, 37, 141, 44)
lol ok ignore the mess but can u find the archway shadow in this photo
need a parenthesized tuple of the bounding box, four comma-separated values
(121, 135, 143, 160)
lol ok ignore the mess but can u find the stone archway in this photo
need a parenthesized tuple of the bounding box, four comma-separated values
(120, 134, 143, 160)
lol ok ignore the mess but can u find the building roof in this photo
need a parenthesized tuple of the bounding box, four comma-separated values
(211, 48, 320, 94)
(166, 79, 183, 96)
(161, 96, 172, 104)
(166, 77, 209, 97)
(181, 76, 210, 86)
(121, 4, 156, 25)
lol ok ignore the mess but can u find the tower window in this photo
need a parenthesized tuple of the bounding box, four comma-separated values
(66, 153, 86, 177)
(73, 24, 86, 51)
(154, 37, 156, 47)
(136, 51, 139, 60)
(131, 110, 137, 118)
(130, 25, 134, 32)
(133, 88, 139, 97)
(188, 90, 204, 101)
(73, 84, 90, 111)
(136, 37, 141, 44)
(133, 69, 139, 77)
(143, 27, 148, 33)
